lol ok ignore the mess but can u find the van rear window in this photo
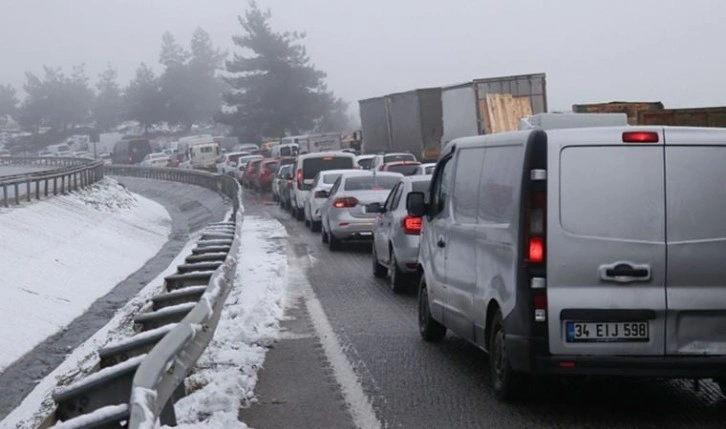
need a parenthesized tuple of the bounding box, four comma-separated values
(384, 154, 416, 164)
(302, 157, 353, 180)
(559, 146, 664, 241)
(344, 176, 399, 191)
(386, 164, 420, 176)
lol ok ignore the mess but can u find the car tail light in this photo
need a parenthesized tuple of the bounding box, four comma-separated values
(623, 131, 659, 143)
(402, 216, 422, 235)
(333, 197, 358, 208)
(297, 168, 303, 190)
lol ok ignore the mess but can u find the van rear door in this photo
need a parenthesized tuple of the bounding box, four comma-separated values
(664, 128, 726, 355)
(547, 128, 667, 356)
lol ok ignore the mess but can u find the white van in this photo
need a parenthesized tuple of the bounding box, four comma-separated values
(289, 152, 356, 221)
(271, 143, 299, 159)
(407, 126, 726, 401)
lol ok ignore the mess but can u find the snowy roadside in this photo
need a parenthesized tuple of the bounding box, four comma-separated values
(170, 216, 288, 429)
(0, 177, 172, 372)
(0, 227, 210, 429)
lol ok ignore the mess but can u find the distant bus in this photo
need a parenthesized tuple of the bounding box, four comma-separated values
(112, 138, 152, 165)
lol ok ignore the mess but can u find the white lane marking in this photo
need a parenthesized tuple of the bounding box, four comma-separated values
(287, 246, 382, 429)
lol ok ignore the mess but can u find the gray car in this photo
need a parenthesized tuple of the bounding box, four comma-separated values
(369, 175, 432, 294)
(321, 171, 402, 251)
(407, 126, 726, 402)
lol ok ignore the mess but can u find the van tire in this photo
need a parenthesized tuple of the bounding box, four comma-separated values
(296, 206, 305, 221)
(389, 252, 407, 294)
(311, 221, 321, 233)
(489, 310, 524, 402)
(715, 378, 726, 395)
(372, 247, 387, 278)
(418, 278, 446, 342)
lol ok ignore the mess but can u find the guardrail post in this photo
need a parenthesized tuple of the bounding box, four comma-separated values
(35, 179, 40, 200)
(44, 179, 49, 197)
(2, 185, 7, 208)
(26, 179, 31, 202)
(14, 183, 20, 205)
(53, 177, 58, 195)
(61, 175, 65, 194)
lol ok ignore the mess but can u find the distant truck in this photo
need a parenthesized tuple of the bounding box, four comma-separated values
(440, 73, 548, 156)
(178, 135, 221, 171)
(572, 101, 664, 125)
(637, 106, 726, 127)
(359, 88, 443, 162)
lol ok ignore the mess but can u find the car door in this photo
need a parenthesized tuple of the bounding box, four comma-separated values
(375, 183, 400, 264)
(422, 155, 454, 322)
(547, 130, 667, 356)
(663, 128, 726, 355)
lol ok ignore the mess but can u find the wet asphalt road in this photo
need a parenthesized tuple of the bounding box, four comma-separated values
(0, 177, 228, 419)
(243, 190, 726, 429)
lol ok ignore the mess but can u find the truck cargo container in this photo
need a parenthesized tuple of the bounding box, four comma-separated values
(572, 101, 663, 125)
(359, 97, 391, 154)
(439, 73, 547, 159)
(638, 106, 726, 127)
(386, 88, 443, 160)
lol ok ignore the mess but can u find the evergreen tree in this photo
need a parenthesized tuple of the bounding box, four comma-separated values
(124, 63, 163, 132)
(219, 1, 343, 141)
(159, 32, 189, 69)
(93, 65, 123, 131)
(0, 84, 19, 118)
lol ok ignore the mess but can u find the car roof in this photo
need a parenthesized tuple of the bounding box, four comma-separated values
(384, 161, 421, 167)
(318, 169, 362, 176)
(297, 151, 355, 160)
(355, 154, 376, 160)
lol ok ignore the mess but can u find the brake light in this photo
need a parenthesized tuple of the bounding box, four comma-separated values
(529, 237, 544, 263)
(622, 131, 659, 143)
(296, 168, 303, 189)
(332, 197, 358, 208)
(323, 156, 334, 160)
(402, 216, 422, 235)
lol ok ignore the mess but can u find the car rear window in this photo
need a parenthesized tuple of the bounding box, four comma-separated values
(302, 156, 353, 179)
(386, 164, 420, 176)
(384, 154, 416, 164)
(344, 176, 399, 191)
(357, 158, 373, 169)
(323, 174, 342, 184)
(229, 154, 245, 163)
(559, 146, 664, 241)
(412, 180, 431, 193)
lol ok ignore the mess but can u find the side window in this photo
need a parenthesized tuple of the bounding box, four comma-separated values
(452, 148, 486, 224)
(477, 146, 521, 225)
(391, 183, 404, 210)
(430, 156, 453, 217)
(329, 177, 341, 196)
(383, 183, 400, 211)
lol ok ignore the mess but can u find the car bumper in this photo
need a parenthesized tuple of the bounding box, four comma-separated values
(328, 214, 376, 240)
(393, 243, 420, 272)
(507, 335, 726, 378)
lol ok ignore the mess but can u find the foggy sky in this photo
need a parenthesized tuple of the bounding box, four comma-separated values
(1, 0, 724, 112)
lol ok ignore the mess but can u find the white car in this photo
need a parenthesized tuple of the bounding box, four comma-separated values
(290, 152, 357, 221)
(412, 163, 436, 175)
(355, 154, 376, 170)
(217, 151, 250, 176)
(304, 169, 369, 232)
(140, 153, 171, 167)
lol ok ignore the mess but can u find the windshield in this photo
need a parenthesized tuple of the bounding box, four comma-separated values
(323, 173, 342, 184)
(344, 175, 399, 191)
(386, 164, 420, 176)
(384, 154, 416, 164)
(302, 156, 354, 180)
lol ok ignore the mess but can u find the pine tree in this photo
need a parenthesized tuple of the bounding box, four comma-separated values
(219, 1, 340, 141)
(0, 84, 18, 119)
(93, 65, 123, 131)
(124, 63, 163, 133)
(159, 32, 188, 69)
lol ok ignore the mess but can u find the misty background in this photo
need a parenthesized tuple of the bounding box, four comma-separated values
(1, 0, 724, 113)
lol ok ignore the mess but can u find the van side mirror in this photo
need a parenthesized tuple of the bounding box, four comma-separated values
(406, 192, 426, 217)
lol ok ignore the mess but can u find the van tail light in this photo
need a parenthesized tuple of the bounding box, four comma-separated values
(525, 191, 546, 264)
(296, 168, 303, 190)
(623, 131, 659, 143)
(333, 197, 358, 208)
(402, 216, 422, 235)
(529, 237, 544, 263)
(525, 163, 547, 326)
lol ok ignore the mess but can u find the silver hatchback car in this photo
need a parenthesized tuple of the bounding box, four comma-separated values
(321, 171, 402, 251)
(369, 175, 432, 293)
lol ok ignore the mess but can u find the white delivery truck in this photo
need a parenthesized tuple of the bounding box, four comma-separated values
(304, 133, 342, 154)
(177, 135, 221, 171)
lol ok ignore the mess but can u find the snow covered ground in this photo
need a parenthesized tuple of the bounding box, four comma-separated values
(171, 216, 288, 429)
(2, 227, 205, 429)
(0, 178, 171, 371)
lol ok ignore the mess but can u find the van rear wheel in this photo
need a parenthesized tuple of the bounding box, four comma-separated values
(418, 278, 446, 342)
(489, 310, 524, 402)
(715, 378, 726, 395)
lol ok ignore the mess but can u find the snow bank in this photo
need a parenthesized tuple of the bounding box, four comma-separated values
(2, 229, 202, 429)
(0, 177, 171, 371)
(170, 217, 288, 429)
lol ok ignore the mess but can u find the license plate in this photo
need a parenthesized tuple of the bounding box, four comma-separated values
(565, 321, 649, 343)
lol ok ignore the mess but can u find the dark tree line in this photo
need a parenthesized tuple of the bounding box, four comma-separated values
(1, 2, 352, 144)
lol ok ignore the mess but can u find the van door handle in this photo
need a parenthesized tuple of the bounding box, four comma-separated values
(599, 262, 651, 283)
(437, 238, 446, 248)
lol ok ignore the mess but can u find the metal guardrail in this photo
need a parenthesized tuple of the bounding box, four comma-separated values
(0, 157, 105, 207)
(38, 166, 244, 428)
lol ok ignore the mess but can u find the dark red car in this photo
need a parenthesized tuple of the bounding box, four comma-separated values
(243, 159, 264, 188)
(379, 161, 421, 176)
(256, 159, 280, 191)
